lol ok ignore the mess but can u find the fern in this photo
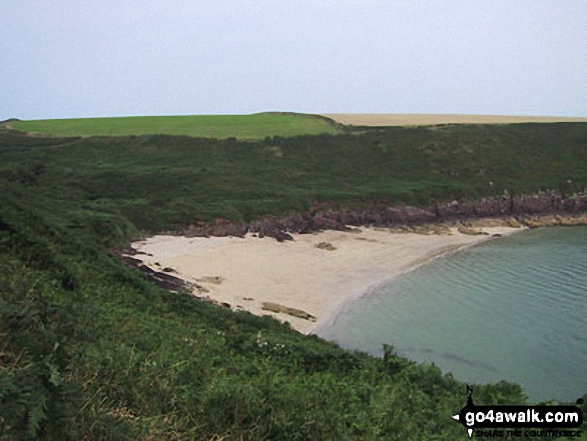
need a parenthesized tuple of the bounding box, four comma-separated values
(46, 360, 62, 388)
(26, 393, 47, 440)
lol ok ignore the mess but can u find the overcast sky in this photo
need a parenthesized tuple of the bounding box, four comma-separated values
(2, 1, 586, 120)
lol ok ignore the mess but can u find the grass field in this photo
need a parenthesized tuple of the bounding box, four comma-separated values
(10, 112, 342, 139)
(322, 113, 587, 126)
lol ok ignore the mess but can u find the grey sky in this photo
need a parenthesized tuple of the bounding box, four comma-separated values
(2, 1, 586, 120)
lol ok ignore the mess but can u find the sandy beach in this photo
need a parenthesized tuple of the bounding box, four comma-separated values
(130, 225, 522, 334)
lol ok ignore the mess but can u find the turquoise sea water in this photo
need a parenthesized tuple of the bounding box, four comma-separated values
(317, 226, 587, 403)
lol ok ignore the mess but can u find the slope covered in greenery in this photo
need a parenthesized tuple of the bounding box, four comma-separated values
(1, 123, 586, 439)
(3, 123, 587, 232)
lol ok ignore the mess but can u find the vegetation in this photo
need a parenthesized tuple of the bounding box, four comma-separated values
(3, 122, 587, 231)
(9, 113, 342, 140)
(1, 120, 586, 439)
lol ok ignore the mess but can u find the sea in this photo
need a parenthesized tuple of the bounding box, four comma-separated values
(317, 226, 587, 403)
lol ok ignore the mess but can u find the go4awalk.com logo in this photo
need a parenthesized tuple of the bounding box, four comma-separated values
(452, 386, 584, 438)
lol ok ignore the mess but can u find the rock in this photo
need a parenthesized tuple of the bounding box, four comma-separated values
(195, 285, 210, 293)
(315, 242, 336, 251)
(412, 226, 433, 235)
(275, 231, 293, 242)
(119, 256, 190, 293)
(430, 225, 452, 235)
(507, 218, 522, 228)
(524, 219, 543, 228)
(197, 276, 223, 284)
(174, 192, 587, 242)
(389, 225, 412, 234)
(457, 226, 483, 235)
(558, 216, 583, 226)
(355, 237, 377, 242)
(261, 302, 317, 321)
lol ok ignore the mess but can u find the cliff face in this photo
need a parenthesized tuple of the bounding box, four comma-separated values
(180, 193, 587, 240)
(436, 192, 587, 219)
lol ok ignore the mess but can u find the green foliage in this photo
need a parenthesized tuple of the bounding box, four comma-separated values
(3, 123, 587, 236)
(1, 123, 585, 439)
(11, 113, 342, 140)
(0, 262, 84, 440)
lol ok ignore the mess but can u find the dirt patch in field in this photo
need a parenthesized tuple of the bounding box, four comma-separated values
(321, 114, 587, 127)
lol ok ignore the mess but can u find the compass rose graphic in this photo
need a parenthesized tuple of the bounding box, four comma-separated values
(452, 385, 476, 437)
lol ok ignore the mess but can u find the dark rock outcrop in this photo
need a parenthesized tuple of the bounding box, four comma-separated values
(177, 192, 587, 241)
(119, 254, 191, 293)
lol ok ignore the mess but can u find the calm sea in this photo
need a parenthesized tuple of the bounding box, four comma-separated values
(317, 226, 587, 403)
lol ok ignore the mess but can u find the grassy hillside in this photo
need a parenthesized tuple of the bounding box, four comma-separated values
(1, 123, 586, 439)
(2, 123, 586, 232)
(10, 112, 342, 140)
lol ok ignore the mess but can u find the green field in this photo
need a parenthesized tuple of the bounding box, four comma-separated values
(10, 112, 342, 139)
(1, 122, 586, 439)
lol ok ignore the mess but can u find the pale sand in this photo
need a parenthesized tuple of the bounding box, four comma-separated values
(322, 113, 587, 127)
(130, 226, 522, 334)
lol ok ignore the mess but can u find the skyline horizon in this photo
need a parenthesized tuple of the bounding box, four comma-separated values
(6, 110, 587, 122)
(3, 2, 586, 121)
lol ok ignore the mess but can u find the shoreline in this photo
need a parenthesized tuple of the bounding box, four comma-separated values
(307, 239, 490, 335)
(128, 223, 525, 334)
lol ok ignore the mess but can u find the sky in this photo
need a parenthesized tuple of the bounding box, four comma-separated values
(1, 1, 586, 120)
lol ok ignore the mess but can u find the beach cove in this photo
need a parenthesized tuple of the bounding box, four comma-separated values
(129, 223, 522, 334)
(128, 222, 587, 401)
